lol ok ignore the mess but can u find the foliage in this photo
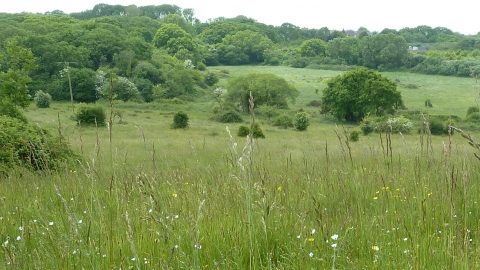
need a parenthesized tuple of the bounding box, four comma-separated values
(171, 111, 189, 129)
(349, 130, 360, 142)
(0, 39, 36, 110)
(294, 111, 309, 131)
(107, 76, 142, 102)
(360, 116, 413, 134)
(256, 105, 279, 120)
(0, 116, 79, 172)
(152, 23, 196, 56)
(322, 67, 403, 122)
(34, 90, 52, 108)
(466, 106, 479, 116)
(300, 39, 326, 57)
(73, 105, 106, 126)
(425, 99, 433, 107)
(218, 30, 273, 64)
(465, 112, 480, 123)
(227, 73, 299, 112)
(204, 72, 219, 86)
(273, 113, 294, 129)
(237, 125, 250, 137)
(0, 104, 28, 123)
(60, 68, 98, 103)
(422, 118, 451, 135)
(214, 111, 243, 123)
(252, 122, 265, 138)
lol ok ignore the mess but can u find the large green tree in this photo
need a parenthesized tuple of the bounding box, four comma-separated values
(227, 73, 299, 112)
(300, 38, 327, 57)
(218, 30, 273, 64)
(322, 68, 403, 122)
(0, 39, 36, 111)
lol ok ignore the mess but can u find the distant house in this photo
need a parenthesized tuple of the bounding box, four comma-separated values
(408, 46, 428, 53)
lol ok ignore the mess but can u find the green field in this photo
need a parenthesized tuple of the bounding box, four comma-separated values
(2, 66, 480, 269)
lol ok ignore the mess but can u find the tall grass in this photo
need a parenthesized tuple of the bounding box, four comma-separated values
(2, 104, 480, 269)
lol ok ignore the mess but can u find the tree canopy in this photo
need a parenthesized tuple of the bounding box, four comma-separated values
(322, 68, 403, 122)
(227, 73, 299, 112)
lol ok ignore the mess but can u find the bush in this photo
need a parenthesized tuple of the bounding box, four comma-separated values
(237, 125, 250, 137)
(73, 105, 106, 126)
(256, 105, 279, 120)
(252, 122, 265, 138)
(34, 90, 52, 108)
(359, 118, 377, 135)
(0, 105, 28, 123)
(172, 111, 189, 129)
(360, 116, 413, 134)
(294, 112, 310, 131)
(349, 130, 360, 142)
(424, 118, 451, 135)
(204, 72, 219, 86)
(466, 112, 480, 123)
(307, 100, 322, 107)
(424, 99, 432, 107)
(273, 114, 294, 129)
(197, 62, 206, 71)
(467, 106, 480, 116)
(216, 111, 243, 123)
(0, 116, 79, 172)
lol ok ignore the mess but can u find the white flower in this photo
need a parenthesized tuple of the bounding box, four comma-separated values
(16, 236, 21, 241)
(49, 222, 54, 226)
(174, 245, 179, 249)
(194, 244, 202, 249)
(403, 238, 408, 241)
(331, 243, 337, 248)
(311, 229, 316, 234)
(309, 252, 314, 257)
(174, 215, 179, 219)
(131, 257, 136, 261)
(148, 209, 152, 213)
(73, 250, 77, 254)
(19, 226, 23, 231)
(33, 219, 37, 223)
(102, 254, 107, 258)
(331, 234, 339, 240)
(297, 234, 301, 239)
(78, 220, 83, 224)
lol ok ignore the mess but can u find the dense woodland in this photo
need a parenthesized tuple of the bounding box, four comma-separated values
(1, 3, 480, 104)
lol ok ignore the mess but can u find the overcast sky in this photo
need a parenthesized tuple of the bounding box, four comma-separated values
(2, 0, 479, 35)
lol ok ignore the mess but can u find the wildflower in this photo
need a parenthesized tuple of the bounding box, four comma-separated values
(172, 193, 178, 198)
(297, 235, 301, 239)
(373, 197, 378, 200)
(33, 219, 37, 223)
(174, 215, 179, 219)
(194, 244, 202, 249)
(174, 245, 179, 249)
(19, 226, 23, 231)
(311, 229, 316, 234)
(73, 250, 77, 254)
(277, 186, 282, 191)
(372, 245, 379, 251)
(78, 219, 83, 224)
(131, 257, 136, 261)
(309, 252, 314, 257)
(148, 209, 153, 213)
(331, 243, 337, 248)
(102, 254, 107, 258)
(49, 222, 54, 226)
(403, 238, 408, 241)
(308, 237, 314, 242)
(331, 234, 338, 240)
(16, 236, 21, 241)
(376, 190, 380, 194)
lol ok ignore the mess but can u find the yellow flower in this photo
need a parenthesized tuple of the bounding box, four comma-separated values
(308, 237, 314, 242)
(277, 186, 282, 191)
(376, 190, 380, 194)
(172, 193, 178, 198)
(372, 245, 379, 251)
(373, 197, 378, 200)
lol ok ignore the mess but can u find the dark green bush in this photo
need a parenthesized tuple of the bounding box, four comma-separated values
(172, 111, 189, 129)
(349, 130, 360, 142)
(273, 114, 294, 129)
(252, 122, 265, 138)
(34, 90, 52, 108)
(0, 116, 79, 172)
(73, 105, 106, 126)
(294, 112, 310, 131)
(467, 106, 480, 116)
(0, 105, 28, 123)
(197, 62, 206, 71)
(237, 125, 250, 137)
(424, 99, 432, 107)
(426, 118, 450, 135)
(466, 112, 480, 123)
(216, 111, 243, 123)
(204, 72, 219, 86)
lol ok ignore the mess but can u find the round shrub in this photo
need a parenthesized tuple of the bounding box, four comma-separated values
(349, 130, 360, 142)
(467, 106, 480, 116)
(218, 111, 243, 123)
(424, 99, 432, 107)
(427, 118, 450, 135)
(34, 90, 52, 108)
(197, 62, 206, 71)
(73, 105, 106, 126)
(237, 125, 250, 137)
(172, 111, 189, 129)
(359, 118, 377, 135)
(273, 114, 294, 129)
(466, 112, 480, 123)
(0, 116, 79, 172)
(252, 122, 265, 138)
(204, 72, 219, 86)
(294, 112, 310, 131)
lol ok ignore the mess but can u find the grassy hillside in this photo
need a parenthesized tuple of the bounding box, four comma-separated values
(2, 67, 480, 269)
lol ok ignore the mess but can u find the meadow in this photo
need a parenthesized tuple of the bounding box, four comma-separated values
(2, 66, 480, 269)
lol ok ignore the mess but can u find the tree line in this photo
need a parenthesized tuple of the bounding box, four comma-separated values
(1, 3, 480, 104)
